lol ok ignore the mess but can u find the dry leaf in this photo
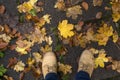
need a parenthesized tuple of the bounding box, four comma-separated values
(4, 25, 11, 34)
(32, 66, 41, 78)
(58, 62, 72, 75)
(43, 14, 51, 24)
(66, 5, 82, 19)
(75, 21, 84, 31)
(0, 25, 4, 32)
(14, 61, 25, 72)
(19, 72, 25, 80)
(0, 42, 8, 49)
(40, 45, 52, 53)
(54, 0, 66, 11)
(0, 5, 5, 14)
(93, 0, 103, 6)
(27, 58, 35, 66)
(96, 12, 102, 19)
(112, 60, 120, 73)
(81, 2, 88, 10)
(45, 36, 53, 45)
(27, 28, 46, 43)
(7, 57, 17, 68)
(15, 40, 33, 54)
(0, 34, 11, 43)
(112, 31, 118, 43)
(4, 75, 13, 80)
(33, 52, 42, 63)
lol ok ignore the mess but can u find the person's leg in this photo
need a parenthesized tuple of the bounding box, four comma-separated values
(75, 71, 91, 80)
(45, 73, 58, 80)
(75, 50, 94, 80)
(42, 52, 58, 80)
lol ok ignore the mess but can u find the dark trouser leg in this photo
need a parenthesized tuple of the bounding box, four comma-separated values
(75, 71, 91, 80)
(45, 73, 58, 80)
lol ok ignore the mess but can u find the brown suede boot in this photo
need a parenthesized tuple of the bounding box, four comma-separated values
(78, 50, 94, 77)
(42, 52, 57, 78)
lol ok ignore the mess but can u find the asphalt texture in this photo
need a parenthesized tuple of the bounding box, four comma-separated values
(0, 0, 120, 80)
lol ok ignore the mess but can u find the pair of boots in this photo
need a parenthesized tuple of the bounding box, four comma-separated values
(42, 50, 94, 79)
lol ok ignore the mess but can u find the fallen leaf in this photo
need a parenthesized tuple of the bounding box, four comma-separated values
(0, 42, 8, 49)
(81, 2, 89, 10)
(112, 60, 120, 73)
(0, 5, 5, 14)
(75, 21, 84, 31)
(93, 0, 103, 6)
(4, 75, 13, 80)
(54, 0, 66, 11)
(58, 20, 75, 38)
(4, 25, 11, 34)
(95, 53, 108, 68)
(58, 62, 72, 75)
(112, 31, 119, 43)
(7, 57, 17, 68)
(37, 1, 44, 6)
(32, 66, 41, 78)
(14, 61, 25, 72)
(96, 12, 102, 19)
(33, 52, 42, 63)
(0, 25, 4, 32)
(66, 5, 82, 19)
(40, 45, 52, 53)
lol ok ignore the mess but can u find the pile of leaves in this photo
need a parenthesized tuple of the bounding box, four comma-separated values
(0, 0, 120, 80)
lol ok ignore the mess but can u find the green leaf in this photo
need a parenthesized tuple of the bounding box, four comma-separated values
(29, 9, 37, 16)
(0, 52, 4, 58)
(59, 55, 64, 63)
(19, 14, 25, 23)
(54, 44, 62, 52)
(0, 65, 7, 76)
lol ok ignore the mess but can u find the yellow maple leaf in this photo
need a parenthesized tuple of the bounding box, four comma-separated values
(33, 52, 42, 63)
(112, 13, 120, 22)
(58, 62, 72, 75)
(17, 0, 37, 13)
(95, 53, 108, 68)
(95, 24, 113, 46)
(58, 20, 75, 38)
(97, 24, 113, 37)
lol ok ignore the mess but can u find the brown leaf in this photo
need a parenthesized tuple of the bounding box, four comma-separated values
(93, 0, 103, 6)
(66, 5, 82, 19)
(96, 12, 102, 19)
(0, 25, 4, 32)
(81, 2, 89, 10)
(75, 21, 84, 31)
(7, 57, 17, 68)
(37, 1, 44, 6)
(9, 45, 17, 50)
(0, 42, 8, 49)
(32, 66, 41, 78)
(19, 72, 25, 80)
(0, 5, 5, 14)
(4, 25, 11, 34)
(4, 75, 13, 80)
(11, 29, 17, 35)
(112, 60, 120, 73)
